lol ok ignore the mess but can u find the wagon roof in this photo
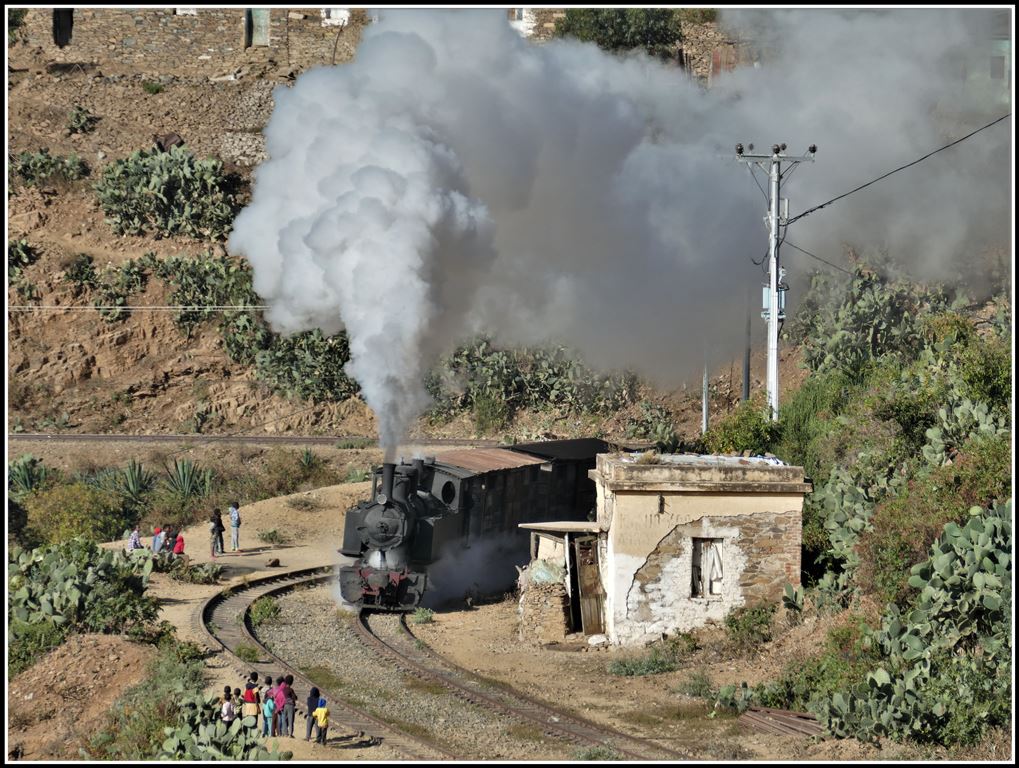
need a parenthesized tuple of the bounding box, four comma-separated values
(436, 447, 546, 473)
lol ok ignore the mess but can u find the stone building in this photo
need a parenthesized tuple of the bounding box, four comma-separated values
(508, 7, 754, 85)
(14, 7, 370, 76)
(520, 452, 810, 646)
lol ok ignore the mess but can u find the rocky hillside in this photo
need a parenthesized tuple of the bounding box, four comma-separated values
(6, 35, 801, 442)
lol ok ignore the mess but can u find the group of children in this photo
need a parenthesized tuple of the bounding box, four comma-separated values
(219, 671, 330, 745)
(125, 523, 186, 556)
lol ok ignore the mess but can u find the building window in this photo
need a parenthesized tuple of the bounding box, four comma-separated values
(321, 8, 350, 27)
(175, 8, 198, 16)
(691, 538, 723, 598)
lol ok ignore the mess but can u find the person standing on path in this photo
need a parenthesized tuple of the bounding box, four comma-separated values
(312, 697, 329, 744)
(304, 686, 320, 741)
(274, 676, 289, 738)
(261, 693, 276, 738)
(229, 501, 242, 552)
(241, 682, 259, 729)
(210, 509, 225, 557)
(151, 526, 164, 554)
(283, 674, 297, 737)
(221, 691, 236, 724)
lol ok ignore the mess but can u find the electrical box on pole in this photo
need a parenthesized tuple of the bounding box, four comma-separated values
(733, 142, 816, 421)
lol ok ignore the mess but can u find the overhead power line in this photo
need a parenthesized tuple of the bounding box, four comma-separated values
(8, 304, 269, 313)
(787, 113, 1011, 226)
(783, 241, 854, 276)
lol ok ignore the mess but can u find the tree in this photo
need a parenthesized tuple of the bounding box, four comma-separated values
(553, 9, 682, 60)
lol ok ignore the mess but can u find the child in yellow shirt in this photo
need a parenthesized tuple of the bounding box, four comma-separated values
(312, 697, 329, 744)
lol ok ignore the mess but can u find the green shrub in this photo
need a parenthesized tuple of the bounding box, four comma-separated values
(169, 561, 224, 585)
(8, 8, 27, 38)
(142, 80, 164, 95)
(254, 329, 359, 403)
(473, 390, 510, 433)
(67, 105, 99, 134)
(344, 466, 372, 483)
(957, 335, 1011, 413)
(724, 604, 776, 651)
(94, 145, 237, 238)
(676, 671, 716, 700)
(626, 401, 680, 452)
(8, 538, 158, 671)
(410, 607, 434, 625)
(857, 433, 1011, 605)
(85, 641, 289, 761)
(607, 634, 694, 677)
(94, 256, 150, 322)
(63, 253, 99, 296)
(8, 619, 69, 676)
(335, 437, 374, 450)
(14, 149, 89, 186)
(574, 746, 620, 760)
(257, 529, 289, 546)
(22, 482, 134, 545)
(554, 8, 682, 59)
(792, 264, 949, 380)
(429, 338, 637, 423)
(817, 501, 1011, 746)
(234, 643, 262, 663)
(249, 596, 281, 627)
(8, 238, 37, 280)
(705, 398, 781, 455)
(155, 252, 259, 335)
(773, 371, 855, 474)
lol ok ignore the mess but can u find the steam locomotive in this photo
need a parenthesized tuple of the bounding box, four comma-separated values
(338, 439, 612, 610)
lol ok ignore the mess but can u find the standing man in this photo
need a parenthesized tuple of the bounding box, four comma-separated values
(229, 500, 242, 552)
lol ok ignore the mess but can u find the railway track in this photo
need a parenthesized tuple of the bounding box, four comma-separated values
(199, 567, 455, 760)
(202, 569, 819, 759)
(355, 611, 691, 761)
(8, 432, 500, 447)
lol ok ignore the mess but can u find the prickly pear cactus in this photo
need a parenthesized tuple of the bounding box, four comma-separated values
(815, 500, 1012, 745)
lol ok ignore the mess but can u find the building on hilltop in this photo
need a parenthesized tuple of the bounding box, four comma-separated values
(14, 7, 371, 76)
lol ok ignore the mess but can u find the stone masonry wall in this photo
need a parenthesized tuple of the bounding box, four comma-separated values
(17, 8, 367, 77)
(518, 581, 570, 644)
(615, 509, 801, 644)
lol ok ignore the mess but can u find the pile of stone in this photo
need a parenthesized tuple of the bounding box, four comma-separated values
(517, 580, 570, 645)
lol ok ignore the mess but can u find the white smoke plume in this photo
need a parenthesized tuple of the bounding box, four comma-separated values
(229, 9, 1011, 453)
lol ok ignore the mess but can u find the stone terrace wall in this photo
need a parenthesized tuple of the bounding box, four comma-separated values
(16, 8, 368, 76)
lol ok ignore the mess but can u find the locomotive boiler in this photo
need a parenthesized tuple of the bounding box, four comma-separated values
(338, 439, 612, 610)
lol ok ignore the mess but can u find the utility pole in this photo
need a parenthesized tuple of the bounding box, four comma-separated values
(734, 142, 816, 421)
(701, 359, 709, 435)
(742, 287, 751, 403)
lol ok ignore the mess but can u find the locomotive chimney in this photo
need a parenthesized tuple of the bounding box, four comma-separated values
(381, 462, 395, 501)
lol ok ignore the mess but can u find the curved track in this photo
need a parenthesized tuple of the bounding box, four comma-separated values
(355, 612, 690, 761)
(199, 567, 455, 760)
(8, 432, 500, 447)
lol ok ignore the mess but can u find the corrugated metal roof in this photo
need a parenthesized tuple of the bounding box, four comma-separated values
(437, 447, 546, 473)
(510, 438, 611, 462)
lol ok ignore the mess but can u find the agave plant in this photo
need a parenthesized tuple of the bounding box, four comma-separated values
(162, 458, 213, 502)
(121, 459, 156, 507)
(8, 454, 49, 498)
